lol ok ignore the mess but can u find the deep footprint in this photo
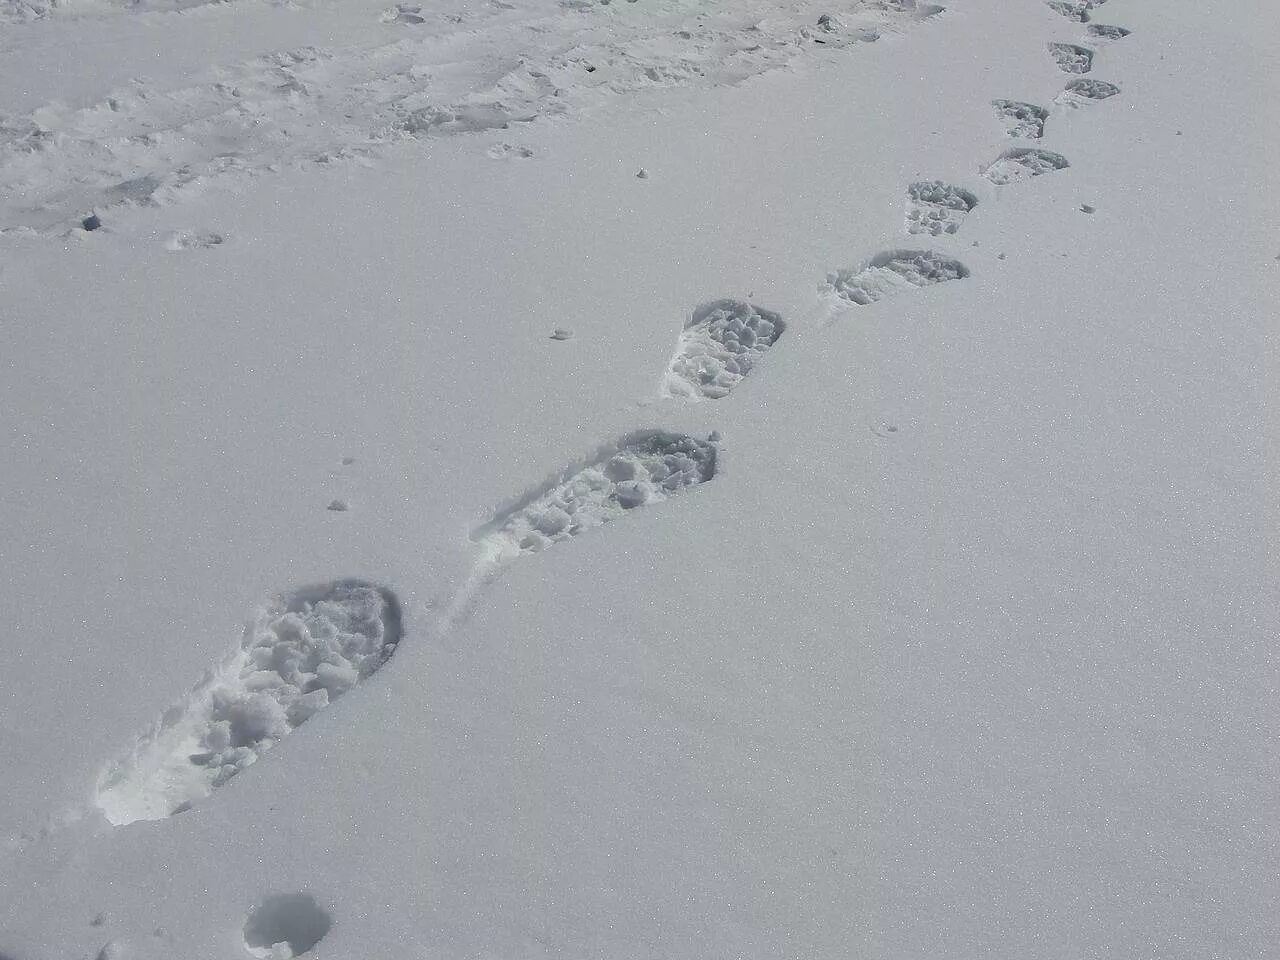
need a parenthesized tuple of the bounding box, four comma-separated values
(1057, 78, 1121, 105)
(95, 581, 401, 826)
(905, 180, 978, 236)
(1048, 42, 1094, 73)
(983, 147, 1069, 185)
(473, 432, 717, 561)
(244, 894, 332, 959)
(662, 300, 786, 400)
(992, 99, 1048, 139)
(829, 250, 969, 305)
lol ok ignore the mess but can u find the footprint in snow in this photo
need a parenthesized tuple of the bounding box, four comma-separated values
(1048, 42, 1094, 73)
(905, 180, 978, 236)
(1056, 78, 1120, 106)
(983, 147, 1069, 185)
(662, 300, 786, 400)
(1046, 0, 1105, 23)
(471, 432, 718, 563)
(94, 581, 402, 826)
(244, 893, 332, 959)
(1087, 24, 1130, 40)
(828, 250, 969, 306)
(992, 100, 1048, 139)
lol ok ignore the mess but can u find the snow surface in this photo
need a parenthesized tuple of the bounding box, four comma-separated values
(1, 0, 1278, 958)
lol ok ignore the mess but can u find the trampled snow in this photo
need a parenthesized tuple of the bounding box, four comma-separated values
(1, 0, 1276, 958)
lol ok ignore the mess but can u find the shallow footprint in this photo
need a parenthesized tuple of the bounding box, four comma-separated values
(1056, 78, 1120, 106)
(829, 250, 969, 305)
(905, 180, 978, 236)
(662, 300, 785, 400)
(992, 99, 1048, 139)
(473, 432, 717, 561)
(983, 147, 1069, 185)
(1048, 42, 1094, 73)
(95, 581, 401, 826)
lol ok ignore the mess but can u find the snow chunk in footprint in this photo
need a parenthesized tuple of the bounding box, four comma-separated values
(992, 100, 1048, 139)
(475, 432, 717, 560)
(983, 147, 1069, 185)
(95, 582, 401, 826)
(1056, 78, 1120, 106)
(1048, 42, 1094, 73)
(662, 300, 785, 400)
(829, 250, 969, 306)
(905, 180, 978, 236)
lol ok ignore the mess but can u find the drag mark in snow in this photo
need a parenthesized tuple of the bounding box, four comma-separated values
(1056, 78, 1121, 106)
(983, 147, 1069, 185)
(1087, 24, 1130, 40)
(1048, 42, 1094, 73)
(244, 894, 332, 959)
(662, 300, 786, 400)
(828, 250, 969, 306)
(992, 100, 1049, 139)
(94, 582, 401, 826)
(905, 180, 978, 236)
(444, 432, 717, 626)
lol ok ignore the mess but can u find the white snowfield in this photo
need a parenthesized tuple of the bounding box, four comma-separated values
(1, 0, 1277, 957)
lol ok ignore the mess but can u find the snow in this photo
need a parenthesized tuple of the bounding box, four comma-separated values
(1, 0, 1277, 958)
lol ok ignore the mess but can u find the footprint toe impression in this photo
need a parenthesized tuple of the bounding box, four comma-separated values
(829, 250, 969, 305)
(95, 582, 401, 826)
(983, 147, 1070, 185)
(663, 300, 786, 400)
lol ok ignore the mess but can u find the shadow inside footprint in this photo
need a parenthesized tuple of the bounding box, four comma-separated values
(244, 893, 332, 959)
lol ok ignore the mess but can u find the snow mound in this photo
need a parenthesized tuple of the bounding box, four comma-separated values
(662, 300, 786, 400)
(983, 147, 1070, 184)
(829, 249, 969, 305)
(94, 582, 402, 826)
(905, 180, 978, 236)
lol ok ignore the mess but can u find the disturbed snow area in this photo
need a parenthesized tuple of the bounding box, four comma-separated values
(1, 0, 1277, 958)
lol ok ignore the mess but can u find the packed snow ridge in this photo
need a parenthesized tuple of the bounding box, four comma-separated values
(95, 582, 401, 826)
(663, 299, 786, 400)
(829, 250, 969, 305)
(475, 432, 717, 560)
